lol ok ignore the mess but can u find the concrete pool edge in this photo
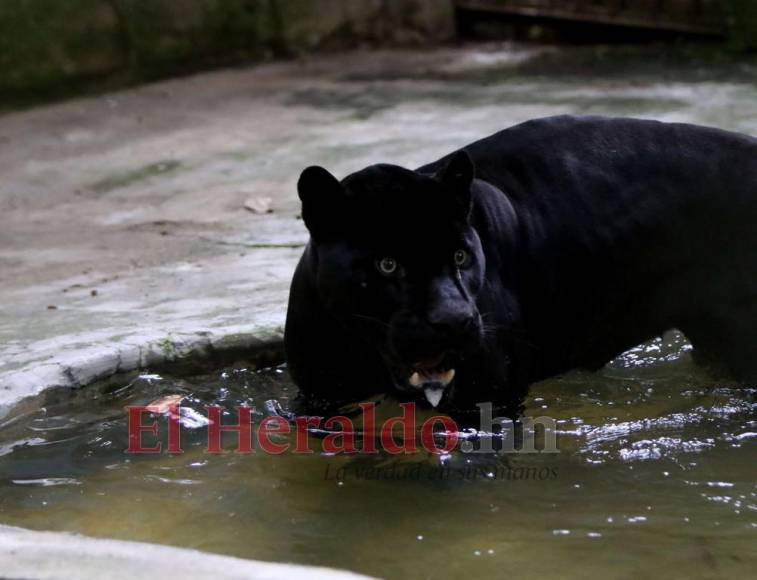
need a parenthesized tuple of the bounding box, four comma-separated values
(0, 321, 381, 580)
(0, 320, 287, 420)
(0, 523, 374, 580)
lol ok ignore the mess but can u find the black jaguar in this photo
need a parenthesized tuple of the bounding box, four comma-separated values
(285, 115, 757, 415)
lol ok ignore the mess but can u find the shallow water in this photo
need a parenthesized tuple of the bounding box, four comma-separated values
(1, 332, 755, 579)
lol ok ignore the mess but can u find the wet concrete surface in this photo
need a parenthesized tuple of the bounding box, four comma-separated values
(0, 524, 372, 579)
(2, 42, 757, 413)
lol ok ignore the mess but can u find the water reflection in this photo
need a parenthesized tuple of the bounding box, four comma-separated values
(0, 332, 755, 579)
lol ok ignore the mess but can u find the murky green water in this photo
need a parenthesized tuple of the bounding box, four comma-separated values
(1, 332, 755, 579)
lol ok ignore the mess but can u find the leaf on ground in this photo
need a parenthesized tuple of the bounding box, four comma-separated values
(244, 196, 273, 214)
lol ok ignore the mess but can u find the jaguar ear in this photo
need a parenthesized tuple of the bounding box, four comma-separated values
(436, 150, 474, 217)
(297, 166, 345, 240)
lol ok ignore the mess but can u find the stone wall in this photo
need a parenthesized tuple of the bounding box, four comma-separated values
(726, 0, 757, 51)
(0, 0, 455, 104)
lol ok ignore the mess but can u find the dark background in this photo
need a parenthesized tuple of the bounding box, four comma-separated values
(2, 0, 756, 109)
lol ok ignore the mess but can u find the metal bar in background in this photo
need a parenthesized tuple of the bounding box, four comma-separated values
(455, 0, 726, 35)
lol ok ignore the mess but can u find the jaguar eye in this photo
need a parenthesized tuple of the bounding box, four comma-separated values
(377, 257, 398, 276)
(454, 249, 471, 268)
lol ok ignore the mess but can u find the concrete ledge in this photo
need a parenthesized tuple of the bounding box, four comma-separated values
(0, 524, 373, 580)
(0, 322, 286, 418)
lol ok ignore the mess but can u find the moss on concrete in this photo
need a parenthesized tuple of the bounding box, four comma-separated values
(108, 0, 281, 77)
(726, 0, 757, 52)
(89, 160, 183, 193)
(0, 0, 455, 109)
(0, 0, 123, 103)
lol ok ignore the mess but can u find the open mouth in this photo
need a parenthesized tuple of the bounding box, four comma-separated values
(407, 353, 456, 408)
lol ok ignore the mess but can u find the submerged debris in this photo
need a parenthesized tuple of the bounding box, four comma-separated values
(146, 394, 186, 414)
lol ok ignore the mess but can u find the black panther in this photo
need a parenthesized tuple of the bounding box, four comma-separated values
(284, 115, 757, 416)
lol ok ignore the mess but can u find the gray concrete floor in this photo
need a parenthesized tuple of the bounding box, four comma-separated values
(2, 42, 757, 414)
(0, 524, 372, 579)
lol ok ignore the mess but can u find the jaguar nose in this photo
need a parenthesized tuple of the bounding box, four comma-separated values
(427, 309, 478, 336)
